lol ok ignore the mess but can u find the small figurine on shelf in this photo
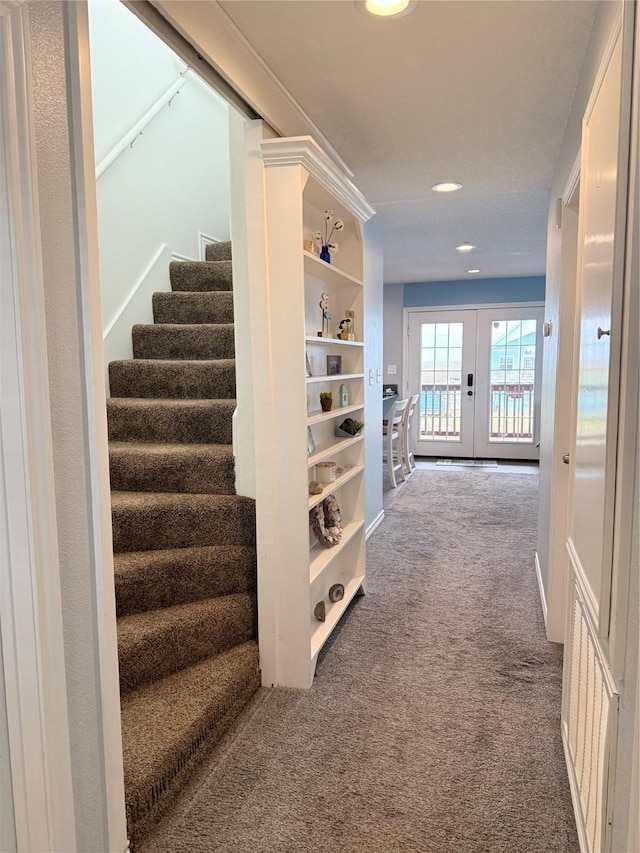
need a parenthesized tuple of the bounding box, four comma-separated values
(337, 318, 352, 340)
(319, 291, 331, 337)
(345, 309, 355, 340)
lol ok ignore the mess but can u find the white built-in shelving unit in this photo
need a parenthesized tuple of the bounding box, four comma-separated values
(258, 136, 375, 688)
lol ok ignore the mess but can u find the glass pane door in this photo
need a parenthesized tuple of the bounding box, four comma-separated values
(474, 308, 544, 460)
(420, 321, 463, 441)
(408, 310, 477, 457)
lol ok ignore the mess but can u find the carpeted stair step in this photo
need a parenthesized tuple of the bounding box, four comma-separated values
(114, 545, 256, 617)
(109, 442, 235, 495)
(170, 260, 232, 292)
(205, 240, 232, 261)
(118, 594, 256, 693)
(152, 291, 234, 325)
(121, 641, 259, 846)
(109, 359, 236, 399)
(107, 398, 235, 445)
(111, 491, 256, 553)
(132, 323, 235, 361)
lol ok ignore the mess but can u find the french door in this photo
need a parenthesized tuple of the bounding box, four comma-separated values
(407, 306, 544, 460)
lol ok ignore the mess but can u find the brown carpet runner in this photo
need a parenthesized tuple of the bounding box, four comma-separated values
(107, 241, 260, 847)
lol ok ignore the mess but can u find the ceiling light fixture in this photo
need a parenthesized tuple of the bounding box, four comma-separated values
(365, 0, 411, 17)
(432, 182, 463, 193)
(467, 269, 481, 274)
(455, 243, 476, 253)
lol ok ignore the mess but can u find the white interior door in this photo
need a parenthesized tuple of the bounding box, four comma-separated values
(408, 306, 543, 459)
(408, 310, 477, 457)
(474, 307, 544, 460)
(567, 28, 624, 633)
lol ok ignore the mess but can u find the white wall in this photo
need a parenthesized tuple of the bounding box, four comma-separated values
(364, 220, 384, 534)
(537, 0, 621, 639)
(383, 284, 405, 395)
(88, 0, 231, 370)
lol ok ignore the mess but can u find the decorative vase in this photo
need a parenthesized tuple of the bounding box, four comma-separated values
(320, 397, 332, 412)
(319, 245, 331, 264)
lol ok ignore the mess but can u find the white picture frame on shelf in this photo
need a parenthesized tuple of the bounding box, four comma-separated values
(305, 350, 312, 377)
(307, 427, 316, 456)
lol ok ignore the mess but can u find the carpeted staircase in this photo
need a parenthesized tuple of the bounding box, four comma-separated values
(107, 242, 260, 846)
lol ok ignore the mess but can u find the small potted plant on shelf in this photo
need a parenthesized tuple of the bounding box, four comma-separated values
(335, 418, 364, 437)
(320, 392, 333, 412)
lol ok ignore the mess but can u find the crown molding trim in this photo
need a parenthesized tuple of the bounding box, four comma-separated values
(261, 136, 376, 223)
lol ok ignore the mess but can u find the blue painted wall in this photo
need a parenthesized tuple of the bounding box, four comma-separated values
(403, 276, 545, 308)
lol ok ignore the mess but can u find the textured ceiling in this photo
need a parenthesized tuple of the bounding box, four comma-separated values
(219, 0, 597, 284)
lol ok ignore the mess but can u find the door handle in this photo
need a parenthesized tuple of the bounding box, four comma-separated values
(467, 373, 474, 387)
(597, 327, 610, 339)
(563, 453, 570, 465)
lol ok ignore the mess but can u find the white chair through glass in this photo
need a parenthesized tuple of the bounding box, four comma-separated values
(401, 393, 420, 476)
(382, 398, 408, 488)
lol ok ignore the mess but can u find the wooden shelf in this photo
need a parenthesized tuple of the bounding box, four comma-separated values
(305, 335, 363, 348)
(310, 573, 365, 659)
(308, 465, 364, 511)
(308, 433, 364, 466)
(306, 373, 363, 384)
(307, 403, 364, 425)
(304, 251, 363, 288)
(309, 520, 364, 583)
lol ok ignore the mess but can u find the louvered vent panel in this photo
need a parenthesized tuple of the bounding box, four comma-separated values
(563, 583, 618, 853)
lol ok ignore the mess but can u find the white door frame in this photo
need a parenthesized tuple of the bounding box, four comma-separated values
(407, 308, 478, 457)
(404, 302, 544, 459)
(538, 154, 581, 643)
(1, 2, 128, 850)
(1, 2, 77, 849)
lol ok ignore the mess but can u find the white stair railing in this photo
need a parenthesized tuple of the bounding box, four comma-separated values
(95, 67, 191, 179)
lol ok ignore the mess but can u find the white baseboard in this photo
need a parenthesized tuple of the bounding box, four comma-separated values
(534, 551, 548, 627)
(198, 231, 222, 260)
(171, 251, 194, 262)
(102, 243, 172, 389)
(366, 511, 385, 539)
(103, 243, 168, 341)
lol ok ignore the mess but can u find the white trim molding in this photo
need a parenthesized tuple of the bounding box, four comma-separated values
(366, 510, 385, 540)
(261, 136, 376, 223)
(566, 537, 601, 631)
(0, 2, 76, 849)
(65, 3, 128, 847)
(198, 231, 221, 260)
(534, 551, 548, 627)
(170, 249, 193, 263)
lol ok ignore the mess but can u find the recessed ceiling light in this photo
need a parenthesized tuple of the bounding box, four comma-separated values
(365, 0, 413, 16)
(467, 269, 481, 274)
(432, 182, 462, 193)
(455, 243, 476, 253)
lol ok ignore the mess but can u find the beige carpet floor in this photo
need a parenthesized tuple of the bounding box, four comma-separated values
(140, 469, 578, 853)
